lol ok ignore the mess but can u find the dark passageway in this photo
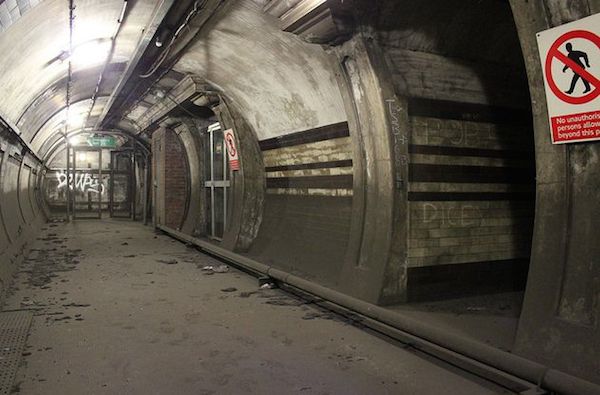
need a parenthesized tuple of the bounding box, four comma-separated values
(0, 1, 600, 394)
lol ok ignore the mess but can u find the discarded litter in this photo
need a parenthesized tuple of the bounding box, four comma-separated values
(201, 265, 229, 274)
(466, 307, 486, 312)
(221, 287, 237, 293)
(258, 276, 277, 289)
(239, 291, 258, 298)
(157, 259, 178, 265)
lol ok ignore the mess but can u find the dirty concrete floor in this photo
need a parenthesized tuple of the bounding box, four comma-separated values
(4, 220, 514, 395)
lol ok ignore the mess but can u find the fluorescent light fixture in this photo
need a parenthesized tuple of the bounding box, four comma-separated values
(56, 38, 112, 69)
(67, 112, 86, 127)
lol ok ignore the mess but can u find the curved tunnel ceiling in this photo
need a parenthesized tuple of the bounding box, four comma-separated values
(0, 0, 352, 155)
(170, 1, 347, 140)
(0, 0, 531, 157)
(0, 0, 162, 159)
(18, 62, 127, 143)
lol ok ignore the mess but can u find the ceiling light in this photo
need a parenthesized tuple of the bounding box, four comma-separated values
(69, 39, 111, 68)
(67, 112, 86, 127)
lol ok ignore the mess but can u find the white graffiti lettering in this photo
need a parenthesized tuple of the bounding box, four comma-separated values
(56, 171, 105, 195)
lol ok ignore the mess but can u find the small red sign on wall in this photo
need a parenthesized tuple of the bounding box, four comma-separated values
(224, 129, 240, 171)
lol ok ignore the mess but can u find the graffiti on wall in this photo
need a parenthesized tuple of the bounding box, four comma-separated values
(55, 170, 105, 194)
(386, 98, 408, 191)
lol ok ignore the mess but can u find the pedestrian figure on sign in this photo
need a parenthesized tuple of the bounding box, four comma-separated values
(562, 42, 592, 94)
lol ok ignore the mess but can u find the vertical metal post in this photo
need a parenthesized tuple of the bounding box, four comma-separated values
(223, 136, 227, 230)
(72, 149, 77, 220)
(109, 151, 115, 218)
(143, 155, 148, 225)
(209, 129, 215, 238)
(152, 145, 157, 228)
(98, 148, 102, 219)
(64, 0, 75, 222)
(131, 142, 137, 220)
(65, 140, 71, 221)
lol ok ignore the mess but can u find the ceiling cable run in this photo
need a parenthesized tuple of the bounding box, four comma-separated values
(104, 0, 225, 131)
(139, 0, 208, 79)
(83, 0, 129, 130)
(65, 0, 75, 136)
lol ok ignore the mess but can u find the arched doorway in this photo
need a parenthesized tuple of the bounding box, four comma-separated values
(335, 0, 536, 351)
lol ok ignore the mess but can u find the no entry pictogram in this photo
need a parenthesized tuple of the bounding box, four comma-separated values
(545, 29, 600, 105)
(225, 133, 237, 157)
(224, 129, 240, 171)
(538, 14, 600, 144)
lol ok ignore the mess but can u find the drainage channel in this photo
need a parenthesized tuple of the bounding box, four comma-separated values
(158, 225, 600, 395)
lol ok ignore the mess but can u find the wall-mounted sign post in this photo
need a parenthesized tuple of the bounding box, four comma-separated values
(224, 129, 240, 171)
(537, 13, 600, 144)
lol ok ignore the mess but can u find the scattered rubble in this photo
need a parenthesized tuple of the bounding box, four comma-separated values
(157, 259, 178, 265)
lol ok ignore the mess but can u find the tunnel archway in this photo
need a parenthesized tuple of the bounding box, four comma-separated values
(319, 0, 537, 353)
(147, 92, 264, 252)
(0, 0, 598, 390)
(41, 129, 150, 221)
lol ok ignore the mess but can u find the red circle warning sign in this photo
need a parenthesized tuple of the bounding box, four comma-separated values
(225, 133, 237, 157)
(545, 29, 600, 105)
(224, 129, 240, 171)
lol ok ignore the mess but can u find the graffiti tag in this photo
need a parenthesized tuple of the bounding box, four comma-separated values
(56, 171, 105, 195)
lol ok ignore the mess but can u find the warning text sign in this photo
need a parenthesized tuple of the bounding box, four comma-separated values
(537, 13, 600, 144)
(551, 110, 600, 143)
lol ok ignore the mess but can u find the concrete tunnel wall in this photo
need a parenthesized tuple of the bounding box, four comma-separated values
(154, 0, 538, 303)
(153, 1, 356, 291)
(0, 122, 46, 303)
(509, 0, 600, 384)
(149, 0, 600, 382)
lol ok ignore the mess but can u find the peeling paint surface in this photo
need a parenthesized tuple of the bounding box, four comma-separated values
(173, 1, 346, 140)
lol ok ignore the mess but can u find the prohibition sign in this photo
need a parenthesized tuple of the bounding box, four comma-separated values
(545, 29, 600, 105)
(225, 133, 237, 157)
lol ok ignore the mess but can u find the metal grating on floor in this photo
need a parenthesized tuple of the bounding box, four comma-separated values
(0, 311, 33, 395)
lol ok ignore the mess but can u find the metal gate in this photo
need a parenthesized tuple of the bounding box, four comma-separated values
(204, 123, 230, 240)
(71, 147, 103, 220)
(109, 150, 136, 219)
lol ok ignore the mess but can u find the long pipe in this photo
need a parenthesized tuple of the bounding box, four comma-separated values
(158, 224, 600, 395)
(65, 0, 75, 222)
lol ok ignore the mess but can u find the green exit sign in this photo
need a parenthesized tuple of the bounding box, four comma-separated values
(87, 136, 117, 148)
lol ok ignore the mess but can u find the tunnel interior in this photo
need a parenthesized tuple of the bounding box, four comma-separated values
(0, 0, 598, 392)
(3, 0, 535, 342)
(2, 0, 535, 338)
